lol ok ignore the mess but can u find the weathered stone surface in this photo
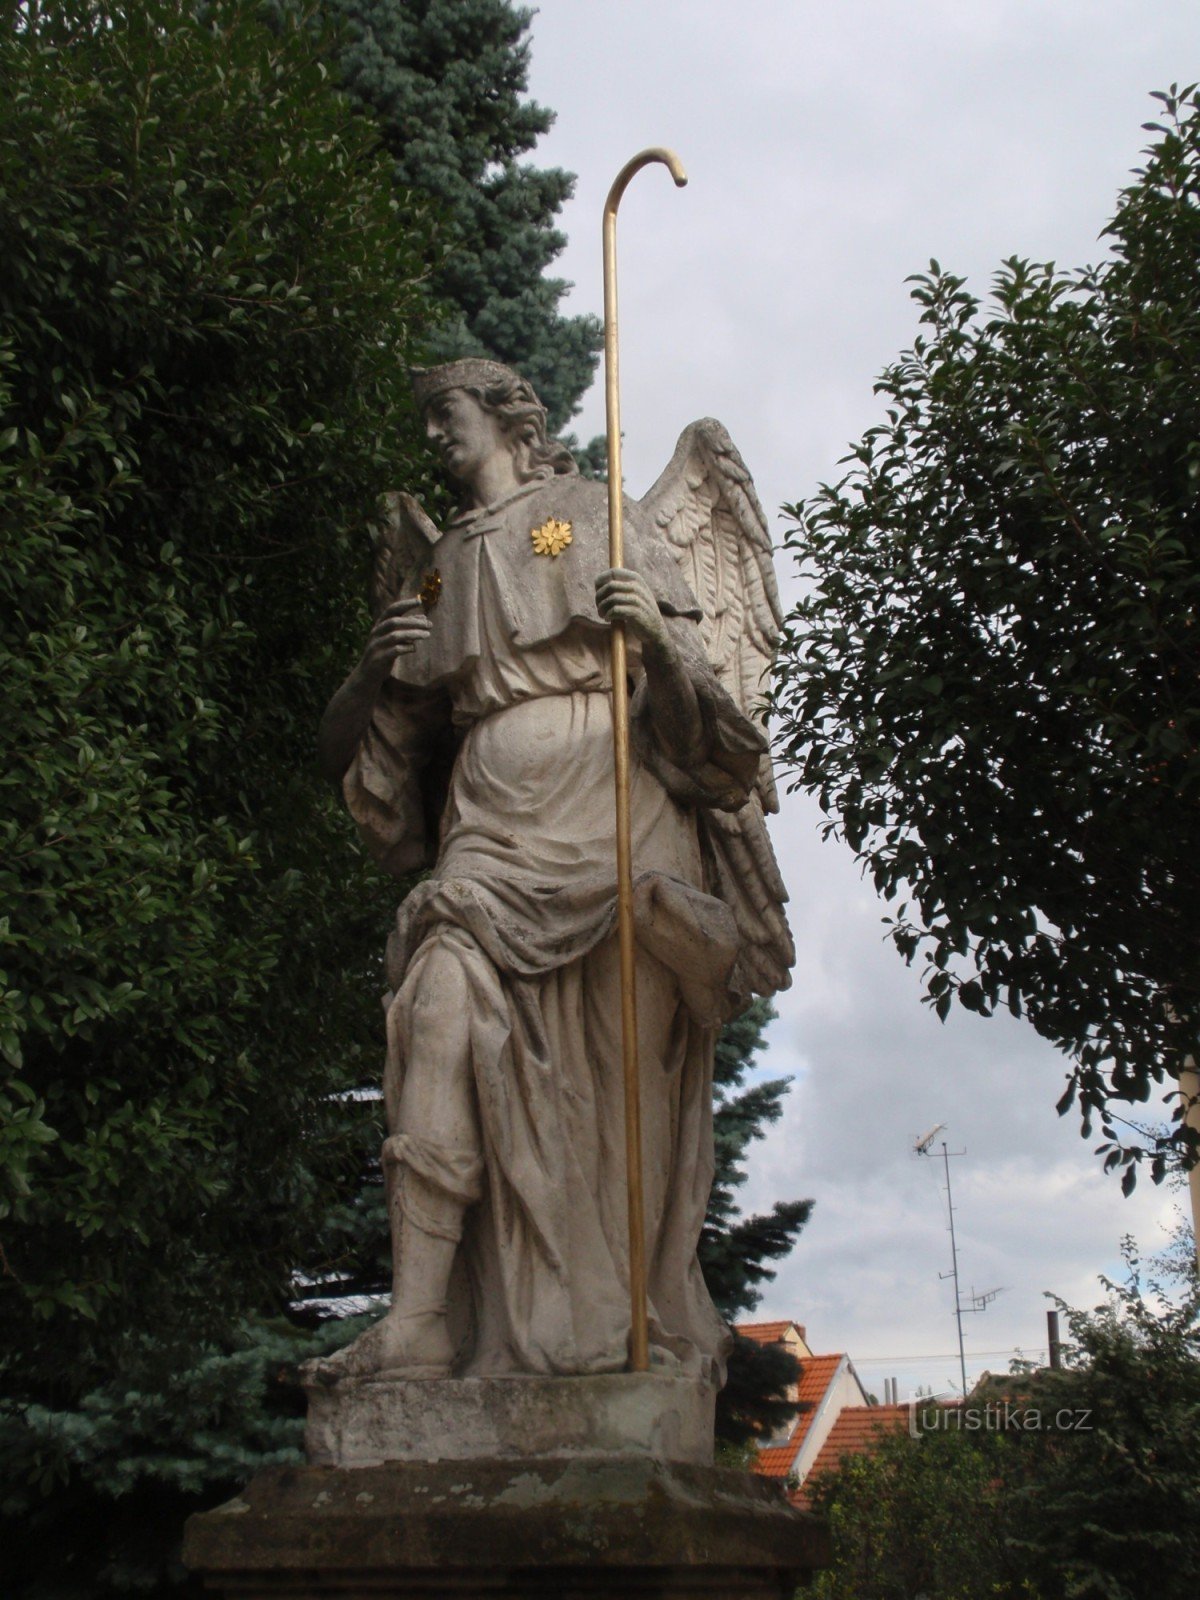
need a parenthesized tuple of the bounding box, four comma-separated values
(314, 358, 794, 1388)
(303, 1373, 716, 1469)
(183, 1456, 829, 1598)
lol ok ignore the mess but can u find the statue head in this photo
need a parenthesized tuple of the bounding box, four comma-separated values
(412, 359, 578, 486)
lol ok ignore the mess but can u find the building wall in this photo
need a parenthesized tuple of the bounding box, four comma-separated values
(791, 1359, 870, 1484)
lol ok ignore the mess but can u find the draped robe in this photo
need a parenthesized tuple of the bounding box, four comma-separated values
(344, 472, 766, 1382)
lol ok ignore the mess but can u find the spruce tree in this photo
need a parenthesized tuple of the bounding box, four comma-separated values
(701, 997, 813, 1447)
(295, 0, 603, 432)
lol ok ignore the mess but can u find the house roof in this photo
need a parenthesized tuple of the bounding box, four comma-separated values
(737, 1319, 807, 1346)
(752, 1352, 846, 1478)
(791, 1403, 912, 1505)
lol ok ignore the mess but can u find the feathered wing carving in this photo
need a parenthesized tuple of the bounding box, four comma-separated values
(639, 419, 794, 1001)
(368, 490, 441, 619)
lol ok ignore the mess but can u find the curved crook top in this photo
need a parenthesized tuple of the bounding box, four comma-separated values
(603, 147, 688, 219)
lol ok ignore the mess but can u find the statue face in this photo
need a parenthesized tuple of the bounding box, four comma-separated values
(424, 389, 509, 485)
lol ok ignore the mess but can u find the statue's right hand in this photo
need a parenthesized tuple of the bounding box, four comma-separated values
(359, 598, 432, 688)
(319, 598, 431, 782)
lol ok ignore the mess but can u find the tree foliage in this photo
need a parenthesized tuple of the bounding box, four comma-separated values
(0, 0, 434, 1402)
(700, 997, 812, 1447)
(1010, 1248, 1200, 1599)
(809, 1246, 1200, 1600)
(290, 0, 602, 433)
(773, 88, 1200, 1182)
(0, 1316, 327, 1597)
(809, 1423, 1029, 1600)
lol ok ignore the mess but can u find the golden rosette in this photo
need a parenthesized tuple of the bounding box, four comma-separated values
(530, 517, 573, 558)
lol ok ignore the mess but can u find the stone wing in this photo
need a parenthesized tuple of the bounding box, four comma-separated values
(639, 420, 793, 1001)
(639, 419, 782, 811)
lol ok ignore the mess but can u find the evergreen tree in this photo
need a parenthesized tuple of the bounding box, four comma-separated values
(293, 0, 603, 433)
(702, 998, 813, 1447)
(0, 1317, 334, 1597)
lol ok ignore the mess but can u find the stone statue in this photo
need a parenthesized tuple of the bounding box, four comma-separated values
(313, 358, 792, 1386)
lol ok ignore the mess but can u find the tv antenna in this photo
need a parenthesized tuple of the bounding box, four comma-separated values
(969, 1285, 1005, 1313)
(913, 1126, 1001, 1398)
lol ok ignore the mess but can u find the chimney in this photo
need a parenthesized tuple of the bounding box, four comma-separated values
(1047, 1309, 1062, 1370)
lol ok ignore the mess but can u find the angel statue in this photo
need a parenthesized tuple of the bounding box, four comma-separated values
(314, 358, 792, 1385)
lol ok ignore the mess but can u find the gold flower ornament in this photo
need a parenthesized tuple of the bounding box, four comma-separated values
(418, 568, 442, 612)
(530, 517, 573, 558)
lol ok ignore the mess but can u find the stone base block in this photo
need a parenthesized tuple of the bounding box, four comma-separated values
(303, 1373, 715, 1469)
(183, 1457, 829, 1598)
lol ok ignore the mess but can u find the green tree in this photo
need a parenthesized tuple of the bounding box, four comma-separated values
(291, 0, 602, 433)
(1013, 1248, 1200, 1599)
(701, 998, 812, 1447)
(772, 87, 1200, 1183)
(809, 1247, 1200, 1600)
(808, 1424, 1030, 1600)
(0, 0, 434, 1402)
(0, 1316, 324, 1597)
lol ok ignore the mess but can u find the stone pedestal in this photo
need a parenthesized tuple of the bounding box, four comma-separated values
(303, 1373, 715, 1469)
(185, 1373, 828, 1596)
(182, 1456, 829, 1598)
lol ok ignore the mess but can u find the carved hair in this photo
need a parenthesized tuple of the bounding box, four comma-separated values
(460, 370, 579, 483)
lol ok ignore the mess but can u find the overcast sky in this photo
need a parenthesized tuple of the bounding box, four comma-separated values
(524, 0, 1197, 1400)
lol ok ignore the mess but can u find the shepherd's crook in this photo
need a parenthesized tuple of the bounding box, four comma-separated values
(603, 147, 688, 1374)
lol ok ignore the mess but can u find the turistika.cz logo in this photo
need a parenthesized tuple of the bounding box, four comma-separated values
(908, 1401, 1093, 1438)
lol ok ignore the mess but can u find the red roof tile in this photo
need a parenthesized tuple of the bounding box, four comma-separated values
(755, 1441, 802, 1476)
(791, 1404, 912, 1505)
(794, 1353, 845, 1411)
(752, 1353, 845, 1479)
(736, 1319, 806, 1346)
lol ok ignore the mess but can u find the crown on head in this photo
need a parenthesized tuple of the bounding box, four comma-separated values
(411, 359, 519, 412)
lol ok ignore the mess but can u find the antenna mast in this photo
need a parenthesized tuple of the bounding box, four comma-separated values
(938, 1138, 969, 1401)
(913, 1125, 1002, 1399)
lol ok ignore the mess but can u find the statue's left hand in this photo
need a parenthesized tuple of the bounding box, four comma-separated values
(595, 567, 672, 659)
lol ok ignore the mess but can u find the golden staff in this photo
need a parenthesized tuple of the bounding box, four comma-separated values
(602, 147, 688, 1373)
